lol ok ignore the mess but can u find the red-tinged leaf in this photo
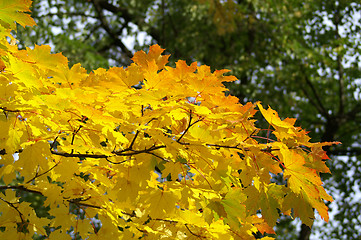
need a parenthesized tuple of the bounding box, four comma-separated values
(274, 142, 333, 223)
(305, 141, 341, 173)
(276, 142, 323, 192)
(255, 221, 276, 235)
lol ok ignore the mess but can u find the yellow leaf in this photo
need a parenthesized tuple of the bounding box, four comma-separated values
(145, 187, 180, 219)
(0, 0, 36, 29)
(257, 103, 298, 139)
(6, 125, 22, 153)
(18, 141, 52, 176)
(275, 142, 332, 223)
(132, 44, 169, 70)
(0, 164, 16, 183)
(27, 45, 68, 74)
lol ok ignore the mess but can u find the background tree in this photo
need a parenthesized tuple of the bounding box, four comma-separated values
(17, 0, 361, 239)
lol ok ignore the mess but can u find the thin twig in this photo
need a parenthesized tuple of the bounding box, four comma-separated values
(301, 65, 328, 117)
(128, 130, 139, 150)
(50, 145, 166, 161)
(68, 200, 102, 209)
(71, 125, 83, 154)
(177, 110, 204, 144)
(26, 162, 60, 184)
(0, 185, 43, 195)
(185, 224, 206, 238)
(207, 143, 280, 153)
(91, 0, 133, 61)
(0, 197, 25, 223)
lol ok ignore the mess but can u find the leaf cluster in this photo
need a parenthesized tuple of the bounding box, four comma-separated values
(0, 1, 337, 239)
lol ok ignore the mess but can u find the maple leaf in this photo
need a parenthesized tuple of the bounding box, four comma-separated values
(221, 188, 247, 228)
(257, 103, 300, 140)
(15, 141, 52, 180)
(274, 142, 333, 224)
(132, 44, 170, 70)
(26, 45, 68, 74)
(0, 0, 36, 29)
(145, 186, 181, 219)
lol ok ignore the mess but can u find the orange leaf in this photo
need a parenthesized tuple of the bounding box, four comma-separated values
(132, 44, 169, 70)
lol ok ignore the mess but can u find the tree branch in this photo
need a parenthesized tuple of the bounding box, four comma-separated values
(68, 199, 103, 209)
(185, 223, 206, 238)
(0, 185, 43, 195)
(176, 110, 204, 144)
(299, 83, 325, 116)
(207, 143, 282, 153)
(0, 196, 25, 224)
(0, 185, 103, 210)
(96, 0, 161, 43)
(300, 64, 329, 117)
(50, 150, 108, 159)
(91, 0, 133, 62)
(38, 12, 97, 19)
(128, 130, 139, 150)
(50, 144, 166, 162)
(0, 107, 21, 113)
(26, 162, 60, 184)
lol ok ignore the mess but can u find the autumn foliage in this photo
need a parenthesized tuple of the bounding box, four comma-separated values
(0, 1, 337, 239)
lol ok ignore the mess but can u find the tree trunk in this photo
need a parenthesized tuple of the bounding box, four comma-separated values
(299, 224, 311, 240)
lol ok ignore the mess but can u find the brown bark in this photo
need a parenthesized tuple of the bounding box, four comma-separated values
(299, 224, 312, 240)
